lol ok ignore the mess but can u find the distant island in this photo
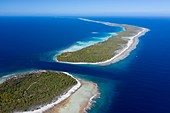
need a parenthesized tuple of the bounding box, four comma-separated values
(56, 18, 149, 65)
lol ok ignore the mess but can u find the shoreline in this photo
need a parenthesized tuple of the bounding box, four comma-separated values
(56, 26, 149, 66)
(15, 72, 81, 113)
(57, 32, 117, 54)
(83, 82, 100, 112)
(45, 80, 100, 113)
(0, 70, 99, 113)
(11, 71, 100, 113)
(52, 31, 118, 62)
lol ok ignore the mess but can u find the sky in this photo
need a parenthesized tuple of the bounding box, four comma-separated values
(0, 0, 170, 16)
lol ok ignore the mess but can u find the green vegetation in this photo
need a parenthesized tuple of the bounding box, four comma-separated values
(118, 25, 142, 37)
(57, 37, 127, 62)
(57, 25, 143, 63)
(0, 71, 77, 113)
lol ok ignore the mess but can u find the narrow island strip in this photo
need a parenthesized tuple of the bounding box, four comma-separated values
(0, 70, 99, 113)
(56, 18, 150, 65)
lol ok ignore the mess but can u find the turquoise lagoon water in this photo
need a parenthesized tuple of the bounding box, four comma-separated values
(0, 17, 170, 113)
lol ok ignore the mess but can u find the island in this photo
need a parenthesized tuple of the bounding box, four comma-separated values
(0, 70, 99, 113)
(56, 18, 150, 65)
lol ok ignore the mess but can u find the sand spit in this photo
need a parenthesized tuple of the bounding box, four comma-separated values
(45, 80, 100, 113)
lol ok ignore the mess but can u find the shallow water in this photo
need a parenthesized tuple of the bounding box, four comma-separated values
(0, 16, 170, 113)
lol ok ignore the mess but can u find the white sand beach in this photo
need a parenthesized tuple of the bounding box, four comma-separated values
(13, 72, 99, 113)
(18, 72, 81, 113)
(45, 80, 100, 113)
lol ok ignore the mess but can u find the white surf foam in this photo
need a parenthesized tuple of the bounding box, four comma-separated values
(58, 32, 117, 54)
(92, 32, 98, 34)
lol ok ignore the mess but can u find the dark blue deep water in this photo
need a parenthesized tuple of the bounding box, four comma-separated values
(0, 16, 170, 113)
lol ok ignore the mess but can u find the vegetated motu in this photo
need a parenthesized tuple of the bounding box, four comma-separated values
(0, 71, 77, 113)
(57, 25, 142, 63)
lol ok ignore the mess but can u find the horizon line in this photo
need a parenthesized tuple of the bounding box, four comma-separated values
(0, 15, 170, 18)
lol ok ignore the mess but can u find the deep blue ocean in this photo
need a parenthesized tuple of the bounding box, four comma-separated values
(0, 16, 170, 113)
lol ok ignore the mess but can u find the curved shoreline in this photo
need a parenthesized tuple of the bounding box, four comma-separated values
(11, 71, 100, 113)
(56, 27, 149, 66)
(0, 71, 99, 113)
(15, 72, 81, 113)
(45, 80, 100, 113)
